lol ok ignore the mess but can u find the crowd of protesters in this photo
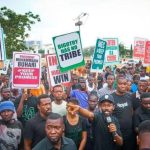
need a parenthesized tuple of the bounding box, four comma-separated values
(0, 60, 150, 150)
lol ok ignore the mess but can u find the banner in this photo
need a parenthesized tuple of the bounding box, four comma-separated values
(144, 41, 150, 64)
(0, 59, 10, 74)
(133, 37, 147, 60)
(53, 31, 85, 73)
(103, 38, 119, 66)
(12, 52, 41, 88)
(0, 27, 6, 61)
(91, 39, 106, 72)
(46, 54, 71, 87)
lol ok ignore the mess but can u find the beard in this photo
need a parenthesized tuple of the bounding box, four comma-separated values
(46, 111, 51, 116)
(49, 137, 60, 144)
(102, 110, 111, 116)
(142, 106, 150, 114)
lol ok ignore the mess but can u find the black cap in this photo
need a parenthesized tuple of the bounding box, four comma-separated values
(99, 94, 114, 104)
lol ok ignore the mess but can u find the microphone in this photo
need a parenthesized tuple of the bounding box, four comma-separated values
(105, 115, 117, 139)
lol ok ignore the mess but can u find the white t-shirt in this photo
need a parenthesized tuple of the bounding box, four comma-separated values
(52, 100, 67, 116)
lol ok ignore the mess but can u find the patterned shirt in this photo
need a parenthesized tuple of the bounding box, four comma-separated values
(98, 86, 115, 98)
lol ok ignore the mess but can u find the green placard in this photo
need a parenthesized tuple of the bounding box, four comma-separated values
(53, 31, 85, 73)
(0, 27, 6, 60)
(91, 39, 106, 72)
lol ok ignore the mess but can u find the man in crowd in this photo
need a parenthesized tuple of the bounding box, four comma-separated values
(86, 76, 96, 92)
(33, 113, 77, 150)
(126, 66, 134, 81)
(112, 77, 136, 150)
(132, 79, 148, 110)
(52, 85, 67, 116)
(70, 77, 88, 109)
(85, 94, 99, 150)
(133, 92, 150, 133)
(70, 74, 78, 90)
(24, 94, 52, 150)
(130, 74, 140, 93)
(14, 89, 38, 127)
(140, 68, 149, 80)
(98, 74, 115, 98)
(104, 66, 112, 81)
(87, 94, 99, 113)
(0, 87, 17, 120)
(0, 101, 23, 150)
(137, 120, 150, 150)
(67, 94, 123, 150)
(0, 87, 12, 102)
(97, 73, 103, 90)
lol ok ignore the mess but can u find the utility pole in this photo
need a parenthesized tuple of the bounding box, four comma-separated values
(74, 12, 88, 32)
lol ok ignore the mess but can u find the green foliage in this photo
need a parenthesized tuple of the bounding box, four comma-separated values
(119, 43, 126, 57)
(83, 46, 95, 57)
(119, 43, 133, 58)
(0, 7, 41, 58)
(130, 44, 133, 58)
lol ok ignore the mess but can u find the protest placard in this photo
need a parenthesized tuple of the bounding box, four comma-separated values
(103, 38, 119, 66)
(0, 60, 4, 69)
(46, 54, 71, 87)
(133, 37, 147, 60)
(91, 39, 106, 72)
(0, 59, 10, 74)
(0, 27, 6, 61)
(144, 41, 150, 64)
(12, 52, 41, 88)
(53, 31, 85, 73)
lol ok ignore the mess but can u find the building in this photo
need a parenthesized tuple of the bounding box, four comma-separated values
(25, 40, 42, 53)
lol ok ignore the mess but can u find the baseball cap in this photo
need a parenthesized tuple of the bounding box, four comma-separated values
(0, 101, 15, 113)
(99, 94, 114, 104)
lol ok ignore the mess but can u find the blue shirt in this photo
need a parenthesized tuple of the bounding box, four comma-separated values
(131, 83, 138, 93)
(70, 90, 88, 109)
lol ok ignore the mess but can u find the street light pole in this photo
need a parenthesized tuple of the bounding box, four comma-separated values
(75, 13, 88, 32)
(75, 20, 82, 32)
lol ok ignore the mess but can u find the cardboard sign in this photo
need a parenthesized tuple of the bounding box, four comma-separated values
(144, 41, 150, 64)
(53, 31, 85, 73)
(103, 38, 119, 66)
(46, 54, 71, 87)
(91, 39, 107, 72)
(133, 37, 147, 60)
(0, 27, 6, 61)
(0, 59, 10, 74)
(12, 52, 41, 88)
(0, 60, 4, 69)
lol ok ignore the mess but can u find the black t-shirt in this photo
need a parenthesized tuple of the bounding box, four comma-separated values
(131, 93, 141, 111)
(32, 137, 77, 150)
(133, 106, 150, 130)
(97, 75, 103, 90)
(112, 92, 133, 136)
(92, 112, 122, 150)
(14, 95, 38, 127)
(63, 115, 87, 148)
(24, 112, 47, 148)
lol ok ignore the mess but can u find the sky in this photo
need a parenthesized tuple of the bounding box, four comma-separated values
(0, 0, 150, 48)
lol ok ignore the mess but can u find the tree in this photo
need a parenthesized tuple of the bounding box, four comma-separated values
(0, 7, 40, 58)
(83, 46, 95, 57)
(130, 44, 133, 58)
(119, 43, 126, 58)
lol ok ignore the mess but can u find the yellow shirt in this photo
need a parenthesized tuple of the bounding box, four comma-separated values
(30, 84, 46, 97)
(146, 66, 150, 73)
